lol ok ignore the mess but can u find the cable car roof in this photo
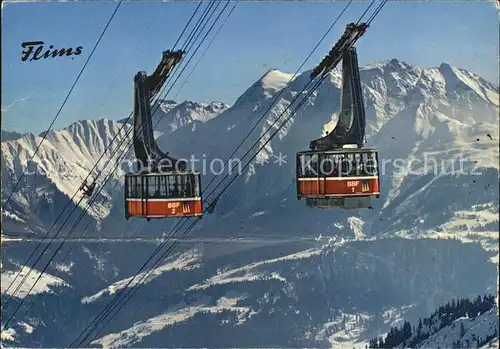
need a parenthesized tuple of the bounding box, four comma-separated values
(297, 148, 377, 155)
(125, 171, 201, 177)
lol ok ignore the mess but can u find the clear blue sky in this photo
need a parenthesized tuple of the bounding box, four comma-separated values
(2, 1, 498, 133)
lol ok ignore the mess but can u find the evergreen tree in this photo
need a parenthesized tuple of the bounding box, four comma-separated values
(403, 320, 412, 340)
(460, 322, 466, 337)
(368, 337, 378, 348)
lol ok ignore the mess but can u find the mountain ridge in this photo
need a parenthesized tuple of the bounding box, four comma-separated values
(1, 55, 498, 346)
(2, 58, 498, 241)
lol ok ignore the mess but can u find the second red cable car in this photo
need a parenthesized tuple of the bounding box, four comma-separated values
(296, 23, 381, 210)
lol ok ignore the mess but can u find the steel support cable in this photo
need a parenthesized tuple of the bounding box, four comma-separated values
(57, 2, 230, 345)
(198, 0, 354, 199)
(11, 0, 386, 335)
(76, 1, 387, 345)
(173, 0, 239, 99)
(146, 0, 219, 106)
(70, 1, 365, 343)
(3, 9, 222, 333)
(366, 0, 388, 24)
(11, 136, 158, 328)
(72, 2, 363, 344)
(1, 1, 130, 306)
(0, 1, 205, 304)
(2, 1, 123, 210)
(203, 0, 386, 206)
(1, 0, 209, 323)
(1, 0, 208, 305)
(63, 0, 233, 266)
(55, 0, 226, 281)
(151, 0, 229, 113)
(82, 218, 199, 346)
(69, 4, 235, 346)
(355, 0, 376, 25)
(94, 2, 390, 336)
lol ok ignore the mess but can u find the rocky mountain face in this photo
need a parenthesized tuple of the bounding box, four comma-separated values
(1, 59, 498, 347)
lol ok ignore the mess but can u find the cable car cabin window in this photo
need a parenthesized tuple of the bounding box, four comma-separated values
(298, 154, 320, 178)
(126, 176, 139, 198)
(183, 175, 194, 198)
(332, 152, 379, 177)
(297, 154, 306, 177)
(179, 175, 187, 197)
(159, 176, 167, 197)
(165, 174, 182, 198)
(126, 177, 131, 198)
(319, 153, 340, 177)
(137, 176, 143, 198)
(148, 176, 159, 198)
(361, 152, 379, 176)
(166, 175, 174, 198)
(133, 176, 138, 198)
(193, 175, 200, 197)
(353, 153, 365, 176)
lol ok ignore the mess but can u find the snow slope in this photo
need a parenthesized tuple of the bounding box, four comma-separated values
(1, 59, 498, 348)
(414, 308, 499, 349)
(2, 60, 498, 242)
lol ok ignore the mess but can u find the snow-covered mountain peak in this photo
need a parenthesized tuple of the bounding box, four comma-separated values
(2, 58, 498, 242)
(1, 118, 132, 233)
(1, 57, 499, 348)
(438, 62, 499, 107)
(173, 100, 229, 121)
(233, 69, 296, 108)
(116, 99, 229, 134)
(157, 99, 178, 114)
(156, 100, 229, 133)
(361, 58, 414, 73)
(260, 69, 296, 94)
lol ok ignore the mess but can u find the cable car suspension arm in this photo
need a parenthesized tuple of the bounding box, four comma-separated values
(309, 22, 368, 151)
(133, 50, 187, 173)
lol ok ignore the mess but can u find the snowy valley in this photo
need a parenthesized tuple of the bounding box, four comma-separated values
(1, 59, 499, 347)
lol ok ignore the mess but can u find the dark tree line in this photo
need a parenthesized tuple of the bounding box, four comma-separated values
(368, 294, 497, 348)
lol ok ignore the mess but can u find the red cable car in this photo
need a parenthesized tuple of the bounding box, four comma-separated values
(124, 49, 203, 220)
(296, 148, 380, 210)
(296, 25, 381, 210)
(125, 172, 202, 219)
